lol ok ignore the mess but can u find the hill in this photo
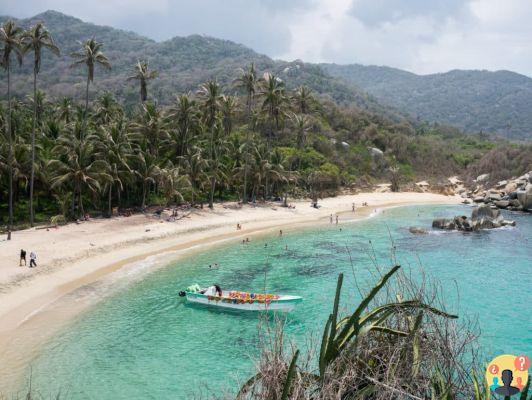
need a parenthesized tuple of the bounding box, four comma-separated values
(321, 63, 532, 140)
(0, 11, 400, 121)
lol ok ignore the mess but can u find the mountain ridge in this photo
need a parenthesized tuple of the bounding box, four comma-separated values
(1, 10, 531, 139)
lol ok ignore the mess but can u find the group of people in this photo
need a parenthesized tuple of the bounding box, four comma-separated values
(19, 249, 37, 268)
(329, 214, 339, 224)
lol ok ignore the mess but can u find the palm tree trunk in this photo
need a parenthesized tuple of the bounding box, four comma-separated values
(142, 182, 147, 209)
(83, 74, 90, 139)
(7, 64, 13, 240)
(29, 69, 37, 227)
(209, 177, 215, 209)
(79, 184, 85, 217)
(108, 184, 112, 217)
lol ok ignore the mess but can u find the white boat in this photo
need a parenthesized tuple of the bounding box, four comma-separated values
(179, 286, 303, 311)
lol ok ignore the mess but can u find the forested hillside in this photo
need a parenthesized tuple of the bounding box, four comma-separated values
(0, 11, 399, 120)
(322, 63, 532, 140)
(1, 11, 530, 234)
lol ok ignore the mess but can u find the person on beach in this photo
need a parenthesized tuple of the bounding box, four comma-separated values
(329, 214, 333, 224)
(20, 249, 26, 266)
(279, 229, 283, 236)
(29, 251, 37, 268)
(336, 215, 339, 224)
(352, 203, 356, 212)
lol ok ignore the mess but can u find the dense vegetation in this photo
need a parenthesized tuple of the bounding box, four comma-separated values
(0, 18, 528, 238)
(322, 63, 532, 141)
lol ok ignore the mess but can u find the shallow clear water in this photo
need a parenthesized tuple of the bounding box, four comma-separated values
(20, 205, 532, 399)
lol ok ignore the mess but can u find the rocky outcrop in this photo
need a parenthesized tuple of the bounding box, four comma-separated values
(432, 205, 515, 232)
(461, 171, 532, 212)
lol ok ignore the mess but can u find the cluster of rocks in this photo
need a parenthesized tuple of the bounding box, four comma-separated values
(431, 205, 516, 232)
(461, 172, 532, 212)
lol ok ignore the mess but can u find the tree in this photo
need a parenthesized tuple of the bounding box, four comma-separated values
(70, 38, 111, 138)
(292, 85, 314, 115)
(289, 113, 310, 169)
(22, 22, 60, 226)
(127, 60, 158, 103)
(258, 73, 287, 147)
(0, 20, 23, 239)
(197, 80, 223, 209)
(49, 131, 110, 218)
(166, 93, 200, 159)
(233, 63, 257, 204)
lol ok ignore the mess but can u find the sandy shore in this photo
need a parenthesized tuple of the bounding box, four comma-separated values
(0, 192, 461, 392)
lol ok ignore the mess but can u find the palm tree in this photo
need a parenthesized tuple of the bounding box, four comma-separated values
(221, 95, 238, 136)
(22, 22, 60, 226)
(0, 20, 23, 239)
(57, 97, 73, 123)
(49, 131, 110, 218)
(292, 85, 314, 114)
(127, 60, 158, 103)
(96, 120, 133, 216)
(184, 146, 208, 206)
(233, 63, 257, 204)
(289, 113, 310, 169)
(166, 93, 200, 159)
(258, 72, 287, 147)
(197, 80, 223, 209)
(70, 38, 111, 137)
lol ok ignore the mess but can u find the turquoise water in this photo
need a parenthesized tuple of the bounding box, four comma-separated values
(20, 205, 532, 398)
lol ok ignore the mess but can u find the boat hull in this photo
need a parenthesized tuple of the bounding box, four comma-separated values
(184, 292, 302, 311)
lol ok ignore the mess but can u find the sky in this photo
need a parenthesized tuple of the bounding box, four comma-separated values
(1, 0, 531, 76)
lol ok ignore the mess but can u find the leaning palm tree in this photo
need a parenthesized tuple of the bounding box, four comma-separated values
(22, 22, 60, 226)
(127, 60, 158, 103)
(70, 38, 111, 137)
(0, 20, 23, 240)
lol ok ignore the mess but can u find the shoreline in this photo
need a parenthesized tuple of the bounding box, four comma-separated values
(0, 192, 461, 392)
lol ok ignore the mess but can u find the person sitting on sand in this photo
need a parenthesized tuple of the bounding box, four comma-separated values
(20, 249, 26, 266)
(29, 251, 37, 268)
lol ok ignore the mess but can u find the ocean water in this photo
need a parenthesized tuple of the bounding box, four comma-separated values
(18, 205, 532, 399)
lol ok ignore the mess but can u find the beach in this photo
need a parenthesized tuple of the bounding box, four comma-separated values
(0, 192, 461, 391)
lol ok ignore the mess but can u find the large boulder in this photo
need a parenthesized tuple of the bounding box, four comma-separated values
(476, 173, 490, 183)
(472, 205, 500, 221)
(433, 204, 513, 232)
(517, 183, 532, 210)
(494, 200, 510, 209)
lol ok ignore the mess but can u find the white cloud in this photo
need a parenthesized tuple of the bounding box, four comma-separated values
(1, 0, 531, 76)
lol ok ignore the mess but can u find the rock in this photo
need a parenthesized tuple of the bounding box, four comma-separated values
(476, 173, 490, 183)
(409, 227, 428, 235)
(432, 218, 449, 229)
(494, 200, 510, 209)
(509, 199, 521, 207)
(496, 180, 508, 188)
(505, 182, 518, 193)
(462, 199, 471, 204)
(368, 147, 384, 157)
(473, 196, 485, 203)
(487, 192, 502, 201)
(501, 220, 516, 227)
(517, 183, 532, 210)
(472, 205, 500, 221)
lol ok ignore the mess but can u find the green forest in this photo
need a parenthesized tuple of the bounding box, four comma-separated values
(1, 19, 530, 237)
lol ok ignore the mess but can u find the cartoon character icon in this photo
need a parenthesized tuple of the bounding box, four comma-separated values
(490, 377, 500, 392)
(494, 370, 520, 397)
(516, 377, 524, 391)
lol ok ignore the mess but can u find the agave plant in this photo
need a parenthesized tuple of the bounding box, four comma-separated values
(237, 265, 458, 399)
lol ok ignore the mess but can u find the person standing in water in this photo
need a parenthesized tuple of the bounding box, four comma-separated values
(335, 215, 339, 224)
